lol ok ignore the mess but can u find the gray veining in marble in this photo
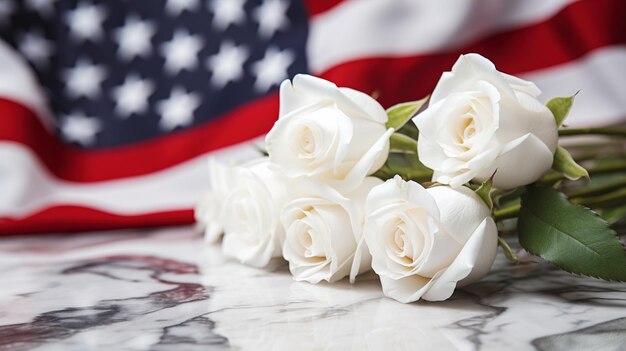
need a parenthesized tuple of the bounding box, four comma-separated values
(1, 227, 625, 350)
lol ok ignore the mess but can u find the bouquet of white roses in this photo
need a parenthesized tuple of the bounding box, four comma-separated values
(196, 54, 626, 303)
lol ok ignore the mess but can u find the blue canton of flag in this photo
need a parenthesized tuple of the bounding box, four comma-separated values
(0, 0, 309, 148)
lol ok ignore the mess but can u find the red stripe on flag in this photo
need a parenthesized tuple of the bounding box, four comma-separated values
(0, 205, 193, 235)
(0, 94, 278, 182)
(318, 0, 626, 107)
(301, 0, 344, 17)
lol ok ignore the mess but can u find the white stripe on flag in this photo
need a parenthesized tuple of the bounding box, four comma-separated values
(308, 0, 575, 73)
(0, 139, 262, 218)
(522, 45, 626, 127)
(0, 39, 54, 129)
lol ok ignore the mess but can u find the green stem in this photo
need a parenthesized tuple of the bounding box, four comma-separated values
(559, 127, 626, 137)
(574, 154, 626, 163)
(571, 187, 626, 208)
(573, 151, 626, 163)
(498, 237, 520, 264)
(565, 140, 626, 149)
(494, 204, 521, 222)
(565, 178, 626, 198)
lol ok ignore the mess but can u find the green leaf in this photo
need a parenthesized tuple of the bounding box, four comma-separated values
(553, 146, 589, 180)
(518, 186, 626, 281)
(475, 176, 494, 210)
(385, 97, 429, 130)
(389, 133, 417, 154)
(546, 94, 576, 127)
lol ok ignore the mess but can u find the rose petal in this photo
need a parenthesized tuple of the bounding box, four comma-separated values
(332, 128, 393, 193)
(495, 92, 558, 155)
(432, 54, 517, 103)
(339, 87, 388, 123)
(458, 218, 499, 286)
(347, 177, 382, 282)
(366, 176, 440, 220)
(220, 160, 287, 268)
(279, 75, 387, 124)
(415, 126, 448, 174)
(422, 217, 497, 301)
(278, 74, 337, 118)
(501, 72, 542, 97)
(380, 274, 432, 304)
(426, 186, 491, 245)
(283, 208, 332, 283)
(476, 133, 554, 189)
(195, 192, 221, 244)
(412, 222, 462, 278)
(271, 75, 391, 185)
(282, 177, 374, 283)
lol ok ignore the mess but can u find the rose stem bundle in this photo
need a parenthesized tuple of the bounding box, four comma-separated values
(558, 127, 626, 137)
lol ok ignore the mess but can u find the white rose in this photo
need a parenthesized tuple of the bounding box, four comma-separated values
(221, 158, 289, 268)
(364, 176, 498, 303)
(413, 53, 558, 189)
(195, 158, 232, 243)
(281, 177, 382, 283)
(266, 74, 393, 191)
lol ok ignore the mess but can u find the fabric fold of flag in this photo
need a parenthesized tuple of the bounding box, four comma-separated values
(1, 0, 625, 235)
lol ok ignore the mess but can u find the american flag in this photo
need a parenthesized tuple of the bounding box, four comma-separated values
(1, 0, 625, 235)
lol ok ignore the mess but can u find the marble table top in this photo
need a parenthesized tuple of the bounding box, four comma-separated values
(1, 226, 625, 351)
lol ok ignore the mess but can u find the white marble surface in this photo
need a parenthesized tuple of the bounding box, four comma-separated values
(1, 226, 625, 351)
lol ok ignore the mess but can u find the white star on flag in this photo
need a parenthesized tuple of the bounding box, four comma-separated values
(156, 87, 201, 130)
(60, 111, 102, 146)
(65, 2, 107, 42)
(62, 59, 107, 99)
(208, 0, 246, 30)
(18, 30, 55, 68)
(0, 0, 15, 25)
(251, 46, 294, 92)
(165, 0, 199, 17)
(114, 16, 156, 61)
(160, 30, 204, 75)
(112, 75, 155, 117)
(25, 0, 58, 17)
(206, 41, 249, 88)
(253, 0, 289, 38)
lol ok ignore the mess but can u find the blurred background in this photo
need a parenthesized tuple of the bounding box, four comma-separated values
(0, 0, 624, 235)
